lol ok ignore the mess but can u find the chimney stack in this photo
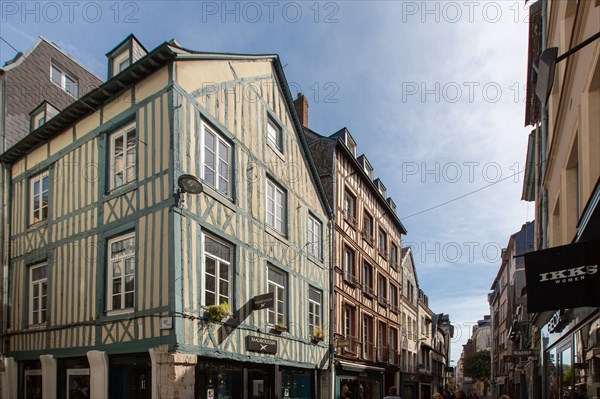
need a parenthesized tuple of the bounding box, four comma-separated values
(294, 93, 309, 127)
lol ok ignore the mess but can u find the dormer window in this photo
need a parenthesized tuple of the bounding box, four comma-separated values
(374, 178, 387, 197)
(344, 131, 357, 157)
(113, 51, 130, 74)
(29, 101, 59, 132)
(357, 155, 374, 179)
(106, 34, 148, 79)
(50, 63, 78, 98)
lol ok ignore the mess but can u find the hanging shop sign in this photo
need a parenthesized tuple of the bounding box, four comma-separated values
(524, 239, 600, 312)
(253, 292, 275, 310)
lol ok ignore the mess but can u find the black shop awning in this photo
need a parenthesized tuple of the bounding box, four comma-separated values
(524, 239, 600, 313)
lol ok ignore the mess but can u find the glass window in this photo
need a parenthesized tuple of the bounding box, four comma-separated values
(362, 314, 373, 360)
(203, 124, 231, 196)
(109, 122, 137, 190)
(266, 178, 286, 235)
(363, 211, 374, 243)
(29, 264, 47, 325)
(204, 235, 233, 306)
(50, 64, 78, 98)
(107, 232, 135, 312)
(378, 228, 388, 256)
(343, 246, 355, 280)
(343, 305, 354, 338)
(308, 287, 322, 334)
(344, 190, 356, 224)
(267, 265, 287, 325)
(30, 172, 49, 224)
(307, 214, 322, 260)
(267, 118, 282, 151)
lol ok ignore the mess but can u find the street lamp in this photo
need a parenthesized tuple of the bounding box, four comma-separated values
(176, 174, 203, 207)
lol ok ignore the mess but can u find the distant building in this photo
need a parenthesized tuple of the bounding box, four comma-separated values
(0, 36, 102, 151)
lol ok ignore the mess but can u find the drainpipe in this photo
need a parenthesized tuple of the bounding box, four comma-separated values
(329, 217, 335, 399)
(1, 161, 12, 354)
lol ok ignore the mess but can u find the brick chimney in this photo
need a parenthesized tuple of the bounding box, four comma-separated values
(294, 93, 309, 127)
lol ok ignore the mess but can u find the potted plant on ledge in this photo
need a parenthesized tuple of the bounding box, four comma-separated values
(206, 302, 231, 322)
(272, 321, 288, 333)
(312, 326, 324, 343)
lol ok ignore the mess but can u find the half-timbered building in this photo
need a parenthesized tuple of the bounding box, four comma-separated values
(0, 35, 332, 398)
(304, 124, 407, 398)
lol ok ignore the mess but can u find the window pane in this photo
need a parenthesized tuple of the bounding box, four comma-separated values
(51, 66, 61, 85)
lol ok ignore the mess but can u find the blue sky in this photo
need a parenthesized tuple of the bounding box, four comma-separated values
(1, 0, 534, 362)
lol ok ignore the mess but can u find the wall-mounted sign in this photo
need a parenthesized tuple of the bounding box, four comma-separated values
(548, 310, 570, 334)
(336, 338, 351, 348)
(246, 335, 277, 354)
(253, 293, 275, 310)
(504, 355, 514, 363)
(524, 239, 600, 312)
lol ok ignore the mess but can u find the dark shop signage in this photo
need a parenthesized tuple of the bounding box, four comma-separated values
(246, 335, 277, 354)
(252, 293, 275, 310)
(524, 239, 600, 313)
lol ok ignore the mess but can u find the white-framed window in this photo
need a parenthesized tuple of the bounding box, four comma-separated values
(266, 178, 286, 235)
(266, 117, 283, 152)
(378, 274, 388, 302)
(390, 242, 399, 268)
(114, 51, 130, 74)
(307, 214, 322, 260)
(203, 234, 233, 306)
(267, 265, 287, 325)
(32, 111, 45, 130)
(107, 232, 135, 312)
(109, 122, 137, 190)
(343, 189, 356, 224)
(362, 314, 373, 359)
(378, 228, 388, 256)
(29, 263, 47, 325)
(390, 327, 398, 350)
(363, 210, 374, 243)
(343, 246, 355, 279)
(50, 64, 78, 98)
(66, 369, 90, 399)
(308, 286, 322, 333)
(390, 284, 398, 311)
(343, 304, 355, 338)
(30, 172, 49, 224)
(203, 124, 232, 196)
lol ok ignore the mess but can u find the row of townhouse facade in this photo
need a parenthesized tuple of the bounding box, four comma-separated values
(483, 1, 600, 398)
(520, 0, 600, 398)
(0, 34, 453, 399)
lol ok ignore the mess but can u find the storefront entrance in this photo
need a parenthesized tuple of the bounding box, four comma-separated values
(248, 366, 274, 399)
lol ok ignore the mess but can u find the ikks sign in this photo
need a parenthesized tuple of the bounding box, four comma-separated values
(524, 239, 600, 313)
(246, 335, 277, 354)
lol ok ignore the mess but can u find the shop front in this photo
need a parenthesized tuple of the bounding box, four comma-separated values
(336, 361, 384, 399)
(541, 309, 600, 399)
(195, 359, 317, 399)
(401, 372, 418, 399)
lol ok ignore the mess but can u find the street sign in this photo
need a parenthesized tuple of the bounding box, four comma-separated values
(253, 293, 275, 310)
(336, 338, 351, 348)
(246, 335, 277, 354)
